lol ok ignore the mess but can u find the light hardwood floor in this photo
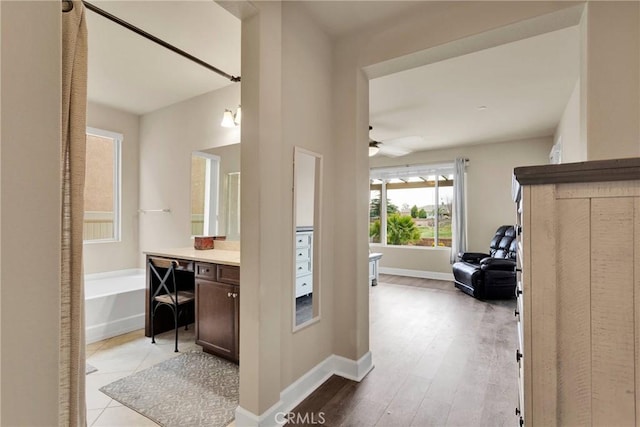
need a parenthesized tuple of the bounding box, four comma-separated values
(86, 274, 516, 426)
(290, 274, 518, 426)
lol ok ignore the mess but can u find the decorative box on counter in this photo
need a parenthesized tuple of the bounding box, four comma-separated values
(194, 235, 226, 250)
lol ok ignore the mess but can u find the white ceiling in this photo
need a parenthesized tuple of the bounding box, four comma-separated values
(86, 0, 240, 115)
(369, 25, 580, 154)
(301, 1, 426, 39)
(86, 1, 579, 156)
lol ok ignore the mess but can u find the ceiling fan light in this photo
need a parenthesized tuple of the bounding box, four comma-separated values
(221, 109, 236, 127)
(369, 145, 380, 157)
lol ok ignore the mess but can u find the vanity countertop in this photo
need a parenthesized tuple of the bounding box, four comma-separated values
(144, 247, 240, 266)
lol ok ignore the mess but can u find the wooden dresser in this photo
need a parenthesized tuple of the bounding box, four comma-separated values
(513, 158, 640, 426)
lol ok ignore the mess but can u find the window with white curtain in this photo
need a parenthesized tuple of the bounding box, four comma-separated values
(369, 163, 455, 248)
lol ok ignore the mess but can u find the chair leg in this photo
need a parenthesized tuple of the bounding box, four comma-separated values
(151, 303, 156, 344)
(174, 305, 179, 352)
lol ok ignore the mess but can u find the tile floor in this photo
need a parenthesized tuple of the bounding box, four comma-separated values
(86, 325, 206, 426)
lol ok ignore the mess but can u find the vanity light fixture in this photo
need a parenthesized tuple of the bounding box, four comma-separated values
(221, 105, 241, 127)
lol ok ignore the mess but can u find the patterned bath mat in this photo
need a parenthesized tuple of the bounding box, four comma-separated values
(99, 351, 238, 427)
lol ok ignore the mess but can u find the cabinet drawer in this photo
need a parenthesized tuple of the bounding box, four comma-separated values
(195, 262, 215, 280)
(296, 260, 311, 276)
(296, 234, 311, 248)
(295, 273, 312, 298)
(295, 247, 311, 262)
(217, 264, 240, 286)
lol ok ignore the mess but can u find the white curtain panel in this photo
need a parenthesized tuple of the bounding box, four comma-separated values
(61, 1, 88, 425)
(450, 158, 467, 263)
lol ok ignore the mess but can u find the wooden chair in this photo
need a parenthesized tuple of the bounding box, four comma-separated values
(148, 257, 195, 352)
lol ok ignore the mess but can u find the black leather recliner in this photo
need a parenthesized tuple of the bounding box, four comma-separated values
(452, 225, 517, 300)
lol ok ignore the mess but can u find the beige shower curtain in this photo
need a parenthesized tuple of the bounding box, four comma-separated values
(61, 1, 88, 425)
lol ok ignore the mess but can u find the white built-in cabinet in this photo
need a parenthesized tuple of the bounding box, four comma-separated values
(295, 229, 313, 298)
(513, 158, 640, 426)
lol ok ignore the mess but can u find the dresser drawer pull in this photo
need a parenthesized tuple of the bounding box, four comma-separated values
(227, 292, 232, 298)
(517, 226, 522, 235)
(516, 288, 523, 296)
(516, 350, 523, 363)
(520, 417, 524, 427)
(514, 309, 519, 317)
(515, 408, 521, 416)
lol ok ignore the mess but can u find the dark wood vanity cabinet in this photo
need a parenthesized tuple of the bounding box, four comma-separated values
(195, 262, 239, 363)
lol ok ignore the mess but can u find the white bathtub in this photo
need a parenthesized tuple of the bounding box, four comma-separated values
(85, 269, 146, 344)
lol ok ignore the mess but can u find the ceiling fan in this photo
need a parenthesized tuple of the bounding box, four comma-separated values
(369, 126, 421, 158)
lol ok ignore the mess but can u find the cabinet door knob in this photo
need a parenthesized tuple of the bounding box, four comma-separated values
(516, 350, 523, 363)
(514, 309, 519, 317)
(227, 292, 232, 297)
(515, 408, 521, 416)
(233, 293, 238, 298)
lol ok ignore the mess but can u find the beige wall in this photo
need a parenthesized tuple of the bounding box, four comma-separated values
(239, 1, 283, 415)
(555, 80, 583, 163)
(282, 0, 334, 396)
(582, 1, 640, 160)
(238, 0, 335, 415)
(85, 101, 141, 273)
(370, 137, 553, 274)
(0, 1, 61, 424)
(139, 83, 240, 264)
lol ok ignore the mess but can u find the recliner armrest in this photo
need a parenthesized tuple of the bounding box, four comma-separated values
(458, 252, 490, 264)
(480, 258, 516, 271)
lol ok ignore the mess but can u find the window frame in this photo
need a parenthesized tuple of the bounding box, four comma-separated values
(370, 162, 455, 249)
(84, 126, 122, 244)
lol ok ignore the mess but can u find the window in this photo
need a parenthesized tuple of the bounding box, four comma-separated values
(84, 127, 122, 242)
(369, 163, 454, 247)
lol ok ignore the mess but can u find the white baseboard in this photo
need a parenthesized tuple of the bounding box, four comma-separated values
(379, 267, 454, 282)
(234, 351, 374, 427)
(85, 313, 145, 344)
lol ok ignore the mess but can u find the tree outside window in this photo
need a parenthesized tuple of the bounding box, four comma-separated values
(369, 166, 454, 247)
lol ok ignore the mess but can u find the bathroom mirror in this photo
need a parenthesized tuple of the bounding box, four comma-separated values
(190, 143, 240, 240)
(293, 146, 322, 329)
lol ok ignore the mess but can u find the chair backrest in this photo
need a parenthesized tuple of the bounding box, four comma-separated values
(148, 257, 179, 299)
(488, 225, 516, 260)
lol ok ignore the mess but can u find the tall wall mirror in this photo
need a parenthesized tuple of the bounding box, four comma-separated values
(190, 143, 240, 240)
(293, 146, 322, 330)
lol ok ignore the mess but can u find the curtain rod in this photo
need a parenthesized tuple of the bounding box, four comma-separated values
(62, 0, 240, 83)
